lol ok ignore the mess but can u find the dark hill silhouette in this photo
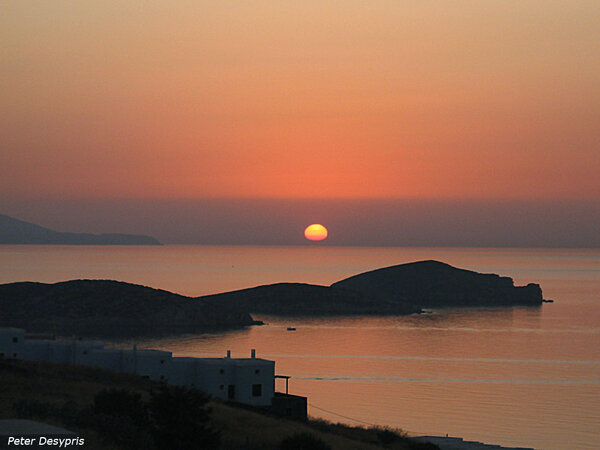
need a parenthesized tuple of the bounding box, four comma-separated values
(0, 280, 255, 337)
(0, 214, 161, 245)
(0, 262, 545, 337)
(331, 260, 543, 307)
(199, 282, 421, 316)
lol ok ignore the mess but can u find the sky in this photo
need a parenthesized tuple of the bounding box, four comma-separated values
(1, 1, 599, 245)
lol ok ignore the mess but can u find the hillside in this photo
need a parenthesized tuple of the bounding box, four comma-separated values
(0, 358, 436, 450)
(0, 280, 255, 337)
(332, 260, 544, 307)
(0, 214, 161, 245)
(200, 282, 421, 316)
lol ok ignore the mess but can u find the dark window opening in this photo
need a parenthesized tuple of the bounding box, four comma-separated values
(219, 384, 224, 390)
(13, 353, 18, 358)
(12, 337, 18, 343)
(252, 384, 262, 397)
(83, 350, 88, 355)
(160, 360, 165, 364)
(220, 369, 225, 374)
(255, 369, 260, 374)
(227, 384, 235, 400)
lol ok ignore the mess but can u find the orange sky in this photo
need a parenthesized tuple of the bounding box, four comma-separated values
(1, 1, 599, 200)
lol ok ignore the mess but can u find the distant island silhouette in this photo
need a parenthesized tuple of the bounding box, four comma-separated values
(0, 261, 545, 337)
(0, 214, 161, 245)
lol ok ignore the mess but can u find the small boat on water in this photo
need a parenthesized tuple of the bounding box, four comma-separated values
(287, 327, 297, 331)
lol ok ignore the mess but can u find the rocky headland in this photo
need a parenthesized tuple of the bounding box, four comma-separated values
(200, 282, 421, 316)
(0, 280, 255, 337)
(331, 260, 543, 308)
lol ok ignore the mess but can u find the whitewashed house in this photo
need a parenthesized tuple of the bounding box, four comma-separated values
(22, 338, 104, 364)
(83, 347, 172, 381)
(0, 328, 25, 359)
(168, 350, 275, 406)
(0, 328, 277, 408)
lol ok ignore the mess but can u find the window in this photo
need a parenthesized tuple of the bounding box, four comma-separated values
(255, 369, 260, 374)
(227, 385, 235, 400)
(219, 369, 225, 374)
(83, 351, 88, 355)
(252, 384, 262, 397)
(12, 337, 18, 343)
(220, 385, 224, 390)
(160, 360, 165, 364)
(12, 353, 18, 358)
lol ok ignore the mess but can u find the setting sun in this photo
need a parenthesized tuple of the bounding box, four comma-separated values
(304, 224, 328, 241)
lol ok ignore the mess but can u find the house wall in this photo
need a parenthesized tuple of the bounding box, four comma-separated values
(0, 328, 25, 359)
(0, 329, 277, 408)
(134, 350, 172, 382)
(22, 339, 104, 365)
(192, 358, 275, 406)
(22, 340, 54, 362)
(85, 349, 123, 372)
(271, 393, 308, 421)
(233, 362, 275, 406)
(167, 358, 197, 387)
(196, 360, 236, 400)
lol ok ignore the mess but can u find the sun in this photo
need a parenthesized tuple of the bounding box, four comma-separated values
(304, 224, 328, 241)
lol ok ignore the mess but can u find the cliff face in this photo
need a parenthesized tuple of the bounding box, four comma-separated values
(332, 260, 544, 307)
(0, 280, 254, 337)
(200, 283, 421, 316)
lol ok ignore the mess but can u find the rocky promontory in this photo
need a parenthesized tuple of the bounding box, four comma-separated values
(203, 261, 543, 316)
(200, 282, 421, 316)
(332, 260, 544, 307)
(0, 280, 255, 337)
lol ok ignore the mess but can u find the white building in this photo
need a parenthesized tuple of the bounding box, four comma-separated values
(22, 338, 104, 364)
(0, 328, 25, 359)
(85, 347, 173, 382)
(168, 350, 275, 406)
(0, 328, 275, 407)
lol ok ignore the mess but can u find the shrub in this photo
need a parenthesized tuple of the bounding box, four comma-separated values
(94, 388, 149, 426)
(278, 432, 332, 450)
(149, 385, 220, 450)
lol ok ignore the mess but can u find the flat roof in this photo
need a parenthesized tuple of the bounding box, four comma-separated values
(92, 348, 171, 356)
(172, 357, 273, 365)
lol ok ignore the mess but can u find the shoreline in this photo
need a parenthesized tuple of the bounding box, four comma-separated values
(412, 436, 534, 450)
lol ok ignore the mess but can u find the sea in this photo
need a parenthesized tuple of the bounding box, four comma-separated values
(1, 246, 599, 450)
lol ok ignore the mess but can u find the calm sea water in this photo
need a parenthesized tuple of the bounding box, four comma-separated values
(2, 246, 599, 449)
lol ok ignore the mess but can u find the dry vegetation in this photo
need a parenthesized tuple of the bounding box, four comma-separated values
(0, 359, 437, 450)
